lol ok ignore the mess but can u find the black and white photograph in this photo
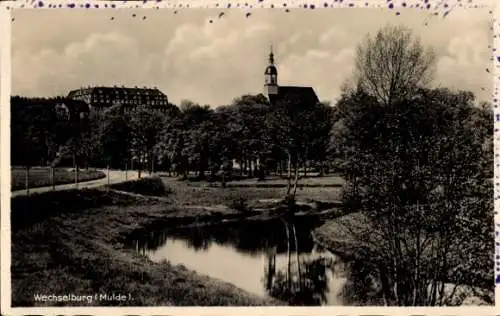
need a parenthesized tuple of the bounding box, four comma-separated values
(4, 4, 495, 310)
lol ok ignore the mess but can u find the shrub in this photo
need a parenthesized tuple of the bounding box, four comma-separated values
(108, 176, 172, 197)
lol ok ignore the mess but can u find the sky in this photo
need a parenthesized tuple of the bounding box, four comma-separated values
(11, 8, 492, 106)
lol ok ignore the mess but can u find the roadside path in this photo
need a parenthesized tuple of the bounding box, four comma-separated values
(11, 169, 141, 197)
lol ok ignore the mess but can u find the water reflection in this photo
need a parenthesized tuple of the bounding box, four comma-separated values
(131, 218, 363, 305)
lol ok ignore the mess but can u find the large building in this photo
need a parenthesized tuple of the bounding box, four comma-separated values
(67, 85, 169, 111)
(264, 47, 319, 106)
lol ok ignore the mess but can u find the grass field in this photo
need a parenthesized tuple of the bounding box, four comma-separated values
(162, 175, 343, 205)
(11, 167, 106, 191)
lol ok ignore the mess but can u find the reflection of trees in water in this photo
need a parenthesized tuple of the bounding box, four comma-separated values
(135, 230, 170, 255)
(263, 219, 334, 306)
(134, 219, 320, 255)
(265, 257, 333, 305)
(184, 225, 211, 251)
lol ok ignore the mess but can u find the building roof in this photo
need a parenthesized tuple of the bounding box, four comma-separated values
(272, 86, 319, 106)
(68, 86, 167, 100)
(67, 86, 169, 110)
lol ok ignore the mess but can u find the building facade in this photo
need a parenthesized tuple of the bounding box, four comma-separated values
(264, 47, 320, 106)
(67, 86, 169, 112)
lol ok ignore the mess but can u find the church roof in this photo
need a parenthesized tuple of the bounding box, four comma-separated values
(273, 86, 319, 105)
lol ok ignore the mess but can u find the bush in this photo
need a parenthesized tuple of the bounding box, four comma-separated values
(108, 176, 172, 197)
(229, 197, 250, 213)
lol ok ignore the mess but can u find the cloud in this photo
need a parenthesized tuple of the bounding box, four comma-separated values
(13, 31, 165, 97)
(435, 28, 491, 98)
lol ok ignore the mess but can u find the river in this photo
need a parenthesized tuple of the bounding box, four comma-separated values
(130, 218, 366, 306)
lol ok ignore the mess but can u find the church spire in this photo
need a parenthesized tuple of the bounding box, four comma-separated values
(264, 44, 279, 102)
(269, 44, 274, 65)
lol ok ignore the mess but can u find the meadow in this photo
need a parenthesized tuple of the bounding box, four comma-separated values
(11, 166, 106, 191)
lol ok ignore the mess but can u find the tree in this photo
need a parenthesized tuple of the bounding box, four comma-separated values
(127, 105, 167, 176)
(97, 103, 133, 170)
(332, 87, 493, 306)
(230, 94, 272, 180)
(354, 24, 436, 106)
(11, 97, 68, 192)
(266, 96, 329, 201)
(161, 101, 215, 180)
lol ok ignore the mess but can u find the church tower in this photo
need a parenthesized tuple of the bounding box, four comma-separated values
(264, 46, 279, 104)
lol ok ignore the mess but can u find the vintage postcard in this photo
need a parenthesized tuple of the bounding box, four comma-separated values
(1, 0, 498, 315)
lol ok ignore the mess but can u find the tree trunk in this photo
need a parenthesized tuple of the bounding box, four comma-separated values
(25, 165, 30, 195)
(151, 152, 155, 175)
(51, 166, 55, 191)
(239, 158, 244, 177)
(125, 160, 128, 180)
(319, 162, 325, 177)
(303, 147, 308, 177)
(286, 152, 292, 196)
(292, 161, 299, 200)
(107, 161, 110, 186)
(138, 161, 142, 178)
(258, 157, 265, 181)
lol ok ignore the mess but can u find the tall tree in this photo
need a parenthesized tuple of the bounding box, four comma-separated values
(354, 24, 436, 106)
(127, 105, 167, 175)
(99, 103, 133, 169)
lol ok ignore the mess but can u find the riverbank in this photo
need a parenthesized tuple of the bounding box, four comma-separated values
(312, 212, 494, 305)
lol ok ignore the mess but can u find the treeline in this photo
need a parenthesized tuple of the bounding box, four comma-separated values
(11, 93, 335, 183)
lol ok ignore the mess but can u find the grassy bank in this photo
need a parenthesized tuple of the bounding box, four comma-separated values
(11, 167, 106, 191)
(11, 178, 291, 307)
